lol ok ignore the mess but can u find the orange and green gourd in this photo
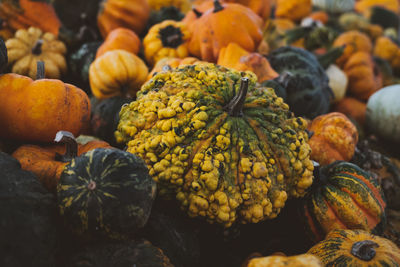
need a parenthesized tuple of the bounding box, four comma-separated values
(116, 63, 314, 227)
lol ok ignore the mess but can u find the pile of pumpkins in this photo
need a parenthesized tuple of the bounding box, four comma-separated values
(0, 0, 400, 266)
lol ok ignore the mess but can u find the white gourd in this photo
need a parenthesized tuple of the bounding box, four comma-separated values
(326, 64, 348, 102)
(312, 0, 355, 13)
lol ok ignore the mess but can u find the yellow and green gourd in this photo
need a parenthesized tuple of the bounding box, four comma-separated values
(116, 63, 314, 227)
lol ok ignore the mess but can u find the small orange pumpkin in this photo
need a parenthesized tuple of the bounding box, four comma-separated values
(96, 27, 141, 58)
(308, 112, 358, 166)
(217, 43, 279, 82)
(333, 97, 367, 126)
(373, 36, 400, 72)
(0, 62, 91, 142)
(147, 56, 201, 81)
(246, 254, 323, 267)
(184, 0, 263, 62)
(97, 0, 150, 38)
(275, 0, 312, 22)
(344, 51, 383, 100)
(12, 131, 111, 192)
(332, 30, 373, 67)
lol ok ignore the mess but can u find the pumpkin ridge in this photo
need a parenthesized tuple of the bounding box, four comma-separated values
(322, 190, 349, 228)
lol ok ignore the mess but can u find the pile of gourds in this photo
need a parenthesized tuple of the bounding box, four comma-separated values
(0, 0, 400, 266)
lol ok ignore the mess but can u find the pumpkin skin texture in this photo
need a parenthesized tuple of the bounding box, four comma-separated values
(302, 161, 387, 242)
(184, 1, 263, 62)
(373, 36, 400, 73)
(0, 73, 91, 142)
(344, 51, 383, 101)
(66, 239, 173, 267)
(217, 43, 279, 83)
(366, 84, 400, 144)
(96, 27, 140, 58)
(89, 49, 148, 99)
(148, 0, 191, 13)
(333, 30, 373, 67)
(0, 0, 61, 35)
(6, 27, 67, 79)
(12, 134, 111, 192)
(0, 152, 57, 266)
(246, 254, 323, 267)
(275, 0, 312, 22)
(116, 63, 314, 227)
(143, 20, 190, 66)
(97, 0, 150, 38)
(308, 112, 358, 166)
(267, 46, 333, 119)
(308, 229, 400, 266)
(58, 148, 157, 239)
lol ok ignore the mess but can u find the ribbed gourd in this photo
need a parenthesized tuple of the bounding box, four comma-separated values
(116, 63, 314, 227)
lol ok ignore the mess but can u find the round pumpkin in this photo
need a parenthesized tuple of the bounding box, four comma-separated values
(57, 148, 157, 239)
(116, 63, 314, 227)
(97, 0, 150, 38)
(302, 161, 386, 242)
(6, 27, 67, 79)
(308, 229, 400, 266)
(366, 84, 400, 143)
(246, 253, 323, 267)
(0, 63, 91, 142)
(143, 20, 190, 66)
(308, 112, 358, 166)
(373, 36, 400, 73)
(184, 0, 263, 62)
(12, 131, 111, 192)
(275, 0, 312, 22)
(96, 27, 140, 58)
(89, 49, 148, 99)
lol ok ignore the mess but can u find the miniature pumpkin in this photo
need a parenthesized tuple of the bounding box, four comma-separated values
(333, 97, 367, 126)
(326, 64, 348, 102)
(148, 0, 191, 13)
(217, 43, 279, 83)
(147, 56, 201, 80)
(184, 0, 263, 62)
(312, 0, 355, 13)
(89, 49, 148, 99)
(6, 27, 67, 79)
(96, 28, 140, 58)
(332, 30, 373, 67)
(0, 0, 61, 35)
(0, 62, 91, 142)
(143, 20, 190, 66)
(373, 36, 400, 73)
(366, 84, 400, 143)
(58, 148, 157, 239)
(302, 161, 386, 242)
(308, 229, 400, 265)
(355, 0, 400, 15)
(97, 0, 150, 38)
(308, 112, 358, 165)
(267, 46, 333, 119)
(12, 131, 111, 192)
(246, 253, 323, 267)
(275, 0, 312, 22)
(344, 51, 383, 100)
(116, 63, 314, 227)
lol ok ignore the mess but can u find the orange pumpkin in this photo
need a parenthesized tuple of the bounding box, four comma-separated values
(373, 36, 400, 72)
(332, 30, 373, 67)
(12, 131, 111, 192)
(308, 112, 359, 166)
(0, 62, 91, 142)
(217, 43, 279, 82)
(333, 97, 367, 126)
(307, 11, 329, 24)
(355, 0, 400, 15)
(344, 51, 383, 100)
(275, 0, 312, 22)
(147, 56, 201, 80)
(0, 0, 61, 35)
(246, 254, 323, 267)
(96, 28, 141, 58)
(184, 0, 263, 62)
(97, 0, 150, 38)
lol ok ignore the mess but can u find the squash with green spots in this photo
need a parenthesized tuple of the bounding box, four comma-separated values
(301, 161, 386, 242)
(116, 63, 314, 227)
(57, 148, 156, 239)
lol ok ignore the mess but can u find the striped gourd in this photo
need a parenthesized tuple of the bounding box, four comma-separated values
(116, 63, 314, 227)
(57, 148, 156, 239)
(302, 161, 386, 242)
(308, 229, 400, 266)
(312, 0, 355, 13)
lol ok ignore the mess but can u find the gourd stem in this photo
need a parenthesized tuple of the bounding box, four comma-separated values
(213, 0, 224, 12)
(192, 8, 202, 18)
(36, 61, 45, 80)
(225, 77, 249, 117)
(87, 180, 96, 191)
(54, 131, 78, 163)
(351, 240, 379, 261)
(32, 39, 43, 55)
